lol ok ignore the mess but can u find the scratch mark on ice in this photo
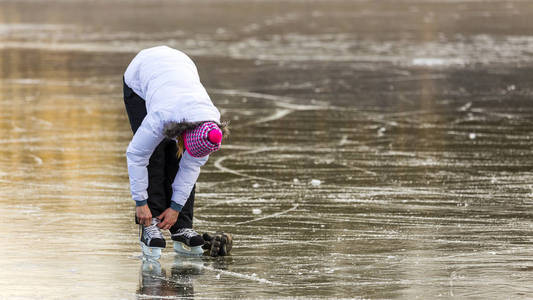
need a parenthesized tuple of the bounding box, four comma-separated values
(244, 108, 293, 126)
(213, 149, 280, 184)
(202, 265, 286, 286)
(234, 204, 299, 225)
(29, 154, 43, 166)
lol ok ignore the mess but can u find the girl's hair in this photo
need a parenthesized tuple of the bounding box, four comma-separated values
(163, 120, 229, 158)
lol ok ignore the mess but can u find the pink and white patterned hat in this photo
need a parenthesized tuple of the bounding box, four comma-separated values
(183, 122, 223, 157)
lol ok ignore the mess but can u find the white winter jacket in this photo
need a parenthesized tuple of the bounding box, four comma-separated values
(124, 46, 220, 211)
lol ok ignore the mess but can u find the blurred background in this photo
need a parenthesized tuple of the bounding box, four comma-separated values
(0, 0, 532, 299)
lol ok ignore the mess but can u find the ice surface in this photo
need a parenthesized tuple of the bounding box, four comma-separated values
(1, 0, 533, 299)
(310, 179, 322, 186)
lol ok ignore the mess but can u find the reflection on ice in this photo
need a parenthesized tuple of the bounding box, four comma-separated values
(138, 255, 284, 299)
(138, 256, 203, 299)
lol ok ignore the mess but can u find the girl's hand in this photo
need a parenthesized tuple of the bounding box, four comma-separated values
(136, 204, 152, 226)
(157, 208, 179, 230)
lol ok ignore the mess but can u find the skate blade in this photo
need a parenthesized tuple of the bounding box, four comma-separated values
(173, 241, 203, 256)
(140, 242, 162, 260)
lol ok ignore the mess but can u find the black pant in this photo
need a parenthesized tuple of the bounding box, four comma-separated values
(123, 79, 194, 232)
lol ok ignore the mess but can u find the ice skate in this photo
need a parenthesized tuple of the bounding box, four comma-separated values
(171, 228, 204, 256)
(140, 218, 166, 260)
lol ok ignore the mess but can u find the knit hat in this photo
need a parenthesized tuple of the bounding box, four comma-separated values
(183, 121, 223, 157)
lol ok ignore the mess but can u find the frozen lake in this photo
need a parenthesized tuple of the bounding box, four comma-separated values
(0, 0, 532, 299)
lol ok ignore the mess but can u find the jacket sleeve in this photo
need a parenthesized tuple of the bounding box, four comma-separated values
(126, 112, 165, 205)
(170, 151, 209, 211)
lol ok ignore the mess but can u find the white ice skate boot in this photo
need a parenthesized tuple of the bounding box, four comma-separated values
(140, 218, 166, 260)
(171, 228, 204, 256)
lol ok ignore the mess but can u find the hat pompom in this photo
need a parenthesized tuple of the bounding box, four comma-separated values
(208, 129, 222, 144)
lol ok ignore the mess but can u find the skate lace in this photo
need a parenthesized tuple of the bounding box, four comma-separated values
(144, 219, 163, 239)
(178, 228, 198, 238)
